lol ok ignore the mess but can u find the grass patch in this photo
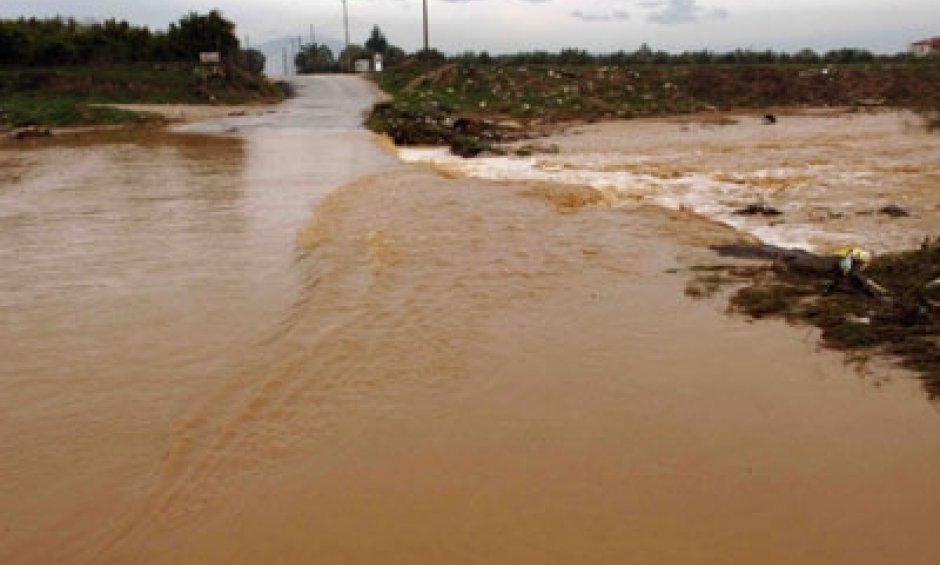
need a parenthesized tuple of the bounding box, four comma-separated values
(684, 265, 770, 300)
(1, 92, 148, 127)
(732, 284, 814, 318)
(0, 63, 282, 128)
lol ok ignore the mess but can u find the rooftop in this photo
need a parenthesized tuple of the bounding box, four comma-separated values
(911, 36, 940, 47)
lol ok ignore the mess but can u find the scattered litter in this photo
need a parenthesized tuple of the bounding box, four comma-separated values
(11, 125, 51, 139)
(512, 143, 559, 157)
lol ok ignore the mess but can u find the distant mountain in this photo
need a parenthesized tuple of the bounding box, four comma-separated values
(255, 36, 346, 76)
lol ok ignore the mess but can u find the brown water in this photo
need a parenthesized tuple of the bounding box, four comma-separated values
(2, 79, 939, 563)
(402, 109, 940, 253)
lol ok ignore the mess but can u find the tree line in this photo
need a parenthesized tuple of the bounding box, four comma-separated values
(0, 11, 264, 72)
(453, 45, 925, 66)
(295, 25, 406, 73)
(297, 38, 928, 74)
(3, 12, 928, 74)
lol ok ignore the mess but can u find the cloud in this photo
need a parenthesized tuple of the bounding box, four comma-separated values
(571, 10, 630, 23)
(642, 0, 729, 24)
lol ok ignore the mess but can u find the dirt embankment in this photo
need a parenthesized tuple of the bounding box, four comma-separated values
(368, 61, 940, 156)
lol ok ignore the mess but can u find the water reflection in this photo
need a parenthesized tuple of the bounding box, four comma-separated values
(0, 132, 260, 390)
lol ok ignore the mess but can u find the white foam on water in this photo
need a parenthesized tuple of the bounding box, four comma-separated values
(398, 147, 834, 250)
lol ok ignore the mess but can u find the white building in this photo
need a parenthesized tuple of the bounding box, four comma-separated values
(911, 37, 940, 57)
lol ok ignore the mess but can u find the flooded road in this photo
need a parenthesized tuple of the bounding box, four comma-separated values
(0, 76, 401, 561)
(2, 77, 940, 564)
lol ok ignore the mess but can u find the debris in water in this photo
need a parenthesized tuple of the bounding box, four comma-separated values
(12, 124, 52, 139)
(878, 204, 911, 218)
(734, 204, 783, 216)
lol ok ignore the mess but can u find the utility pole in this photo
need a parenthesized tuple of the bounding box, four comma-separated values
(342, 0, 351, 72)
(282, 47, 288, 76)
(342, 0, 350, 49)
(423, 0, 429, 53)
(310, 24, 315, 45)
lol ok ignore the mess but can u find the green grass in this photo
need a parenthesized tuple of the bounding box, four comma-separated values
(1, 92, 149, 127)
(0, 63, 282, 127)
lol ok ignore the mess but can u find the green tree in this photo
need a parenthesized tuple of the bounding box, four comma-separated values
(295, 43, 335, 73)
(793, 48, 819, 64)
(0, 12, 262, 66)
(632, 43, 654, 64)
(823, 48, 874, 64)
(384, 45, 406, 65)
(558, 48, 592, 65)
(338, 44, 367, 70)
(165, 10, 239, 62)
(0, 23, 29, 64)
(364, 25, 388, 54)
(245, 48, 266, 74)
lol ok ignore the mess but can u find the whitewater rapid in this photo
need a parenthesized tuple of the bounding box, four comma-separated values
(398, 111, 939, 253)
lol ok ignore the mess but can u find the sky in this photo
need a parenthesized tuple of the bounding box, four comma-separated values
(2, 0, 938, 55)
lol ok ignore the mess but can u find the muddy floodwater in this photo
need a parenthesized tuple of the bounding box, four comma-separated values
(2, 76, 940, 564)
